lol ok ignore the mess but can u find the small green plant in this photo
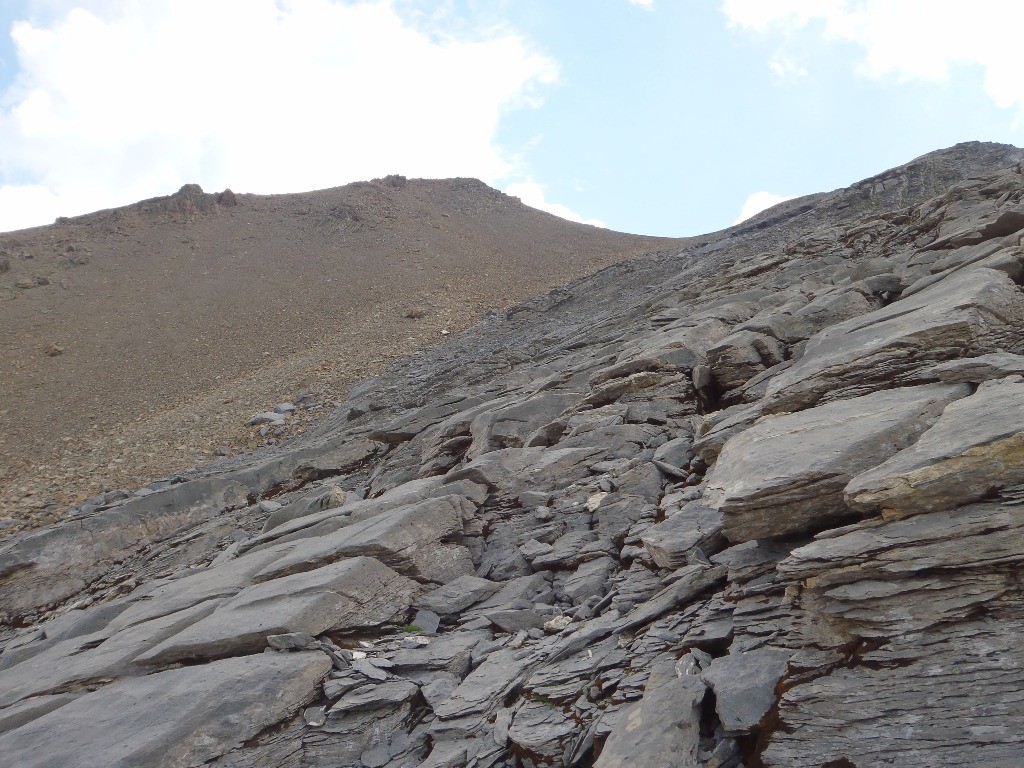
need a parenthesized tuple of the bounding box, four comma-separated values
(401, 624, 423, 633)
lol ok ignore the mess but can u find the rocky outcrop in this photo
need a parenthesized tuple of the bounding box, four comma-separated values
(4, 141, 1024, 767)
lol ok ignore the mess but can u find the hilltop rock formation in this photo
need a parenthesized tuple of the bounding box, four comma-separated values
(3, 141, 1024, 767)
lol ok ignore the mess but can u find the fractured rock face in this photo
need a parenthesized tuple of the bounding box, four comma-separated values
(135, 557, 416, 665)
(846, 376, 1024, 518)
(0, 651, 331, 768)
(6, 144, 1024, 768)
(763, 268, 1024, 414)
(706, 383, 968, 542)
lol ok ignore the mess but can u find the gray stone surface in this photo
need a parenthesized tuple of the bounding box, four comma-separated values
(640, 502, 723, 568)
(763, 267, 1024, 413)
(703, 648, 791, 733)
(0, 651, 330, 768)
(136, 557, 415, 665)
(595, 654, 706, 768)
(705, 384, 967, 541)
(415, 575, 500, 616)
(253, 495, 475, 584)
(846, 377, 1024, 518)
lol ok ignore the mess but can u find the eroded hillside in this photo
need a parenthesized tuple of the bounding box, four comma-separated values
(1, 142, 1024, 767)
(0, 177, 676, 528)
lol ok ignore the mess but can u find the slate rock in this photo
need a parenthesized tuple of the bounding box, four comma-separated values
(486, 609, 544, 633)
(0, 652, 331, 768)
(763, 268, 1024, 413)
(595, 654, 706, 768)
(846, 377, 1024, 518)
(329, 679, 419, 714)
(706, 329, 786, 391)
(136, 557, 415, 665)
(416, 575, 500, 616)
(640, 502, 723, 568)
(561, 556, 616, 605)
(703, 647, 791, 733)
(253, 495, 474, 584)
(705, 384, 967, 542)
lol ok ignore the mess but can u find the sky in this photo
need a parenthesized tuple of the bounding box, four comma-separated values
(1, 1, 1024, 236)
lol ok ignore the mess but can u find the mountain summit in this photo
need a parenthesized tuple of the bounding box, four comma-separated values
(2, 141, 1024, 766)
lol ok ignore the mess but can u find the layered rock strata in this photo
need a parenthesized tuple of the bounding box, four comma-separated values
(3, 142, 1024, 767)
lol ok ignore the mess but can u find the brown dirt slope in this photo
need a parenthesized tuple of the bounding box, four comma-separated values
(0, 176, 681, 527)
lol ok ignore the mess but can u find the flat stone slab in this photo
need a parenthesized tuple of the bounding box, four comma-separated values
(641, 502, 723, 568)
(777, 502, 1024, 635)
(762, 268, 1024, 413)
(415, 575, 500, 616)
(136, 557, 415, 665)
(846, 377, 1024, 518)
(703, 647, 791, 733)
(253, 495, 474, 584)
(596, 654, 707, 768)
(0, 651, 331, 768)
(705, 384, 967, 542)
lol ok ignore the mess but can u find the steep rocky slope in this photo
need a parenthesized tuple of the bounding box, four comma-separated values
(0, 178, 674, 528)
(2, 141, 1024, 767)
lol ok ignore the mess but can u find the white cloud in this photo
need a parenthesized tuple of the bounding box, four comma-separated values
(732, 191, 796, 224)
(768, 51, 808, 81)
(0, 0, 559, 232)
(627, 0, 654, 9)
(505, 181, 605, 227)
(723, 1, 1024, 111)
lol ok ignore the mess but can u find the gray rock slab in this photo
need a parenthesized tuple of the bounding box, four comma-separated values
(0, 693, 79, 736)
(616, 564, 726, 632)
(561, 556, 616, 605)
(595, 654, 706, 768)
(777, 502, 1024, 635)
(0, 651, 331, 768)
(762, 267, 1024, 413)
(467, 391, 581, 459)
(0, 598, 219, 708)
(703, 647, 791, 734)
(846, 377, 1024, 518)
(762, 620, 1024, 767)
(924, 352, 1024, 384)
(253, 495, 474, 584)
(136, 557, 415, 665)
(413, 608, 441, 634)
(103, 545, 289, 634)
(444, 446, 605, 498)
(486, 609, 544, 633)
(707, 329, 785, 391)
(415, 575, 500, 616)
(640, 502, 723, 568)
(507, 698, 579, 764)
(329, 679, 419, 714)
(705, 384, 967, 542)
(433, 647, 539, 720)
(388, 631, 487, 676)
(0, 475, 250, 625)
